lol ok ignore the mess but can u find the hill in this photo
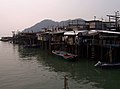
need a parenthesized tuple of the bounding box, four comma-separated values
(23, 18, 86, 33)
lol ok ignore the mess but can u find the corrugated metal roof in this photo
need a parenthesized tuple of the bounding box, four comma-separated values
(98, 30, 120, 35)
(49, 31, 64, 35)
(87, 30, 120, 35)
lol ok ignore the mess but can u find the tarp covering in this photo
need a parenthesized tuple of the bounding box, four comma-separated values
(64, 30, 88, 35)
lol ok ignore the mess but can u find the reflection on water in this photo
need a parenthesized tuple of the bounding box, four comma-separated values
(0, 42, 120, 89)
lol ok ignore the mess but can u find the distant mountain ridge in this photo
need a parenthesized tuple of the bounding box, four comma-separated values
(23, 18, 86, 33)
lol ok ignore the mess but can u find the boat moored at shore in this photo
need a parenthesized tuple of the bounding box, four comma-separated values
(94, 61, 120, 68)
(52, 50, 78, 61)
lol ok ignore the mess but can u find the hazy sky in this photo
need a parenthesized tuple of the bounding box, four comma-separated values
(0, 0, 120, 36)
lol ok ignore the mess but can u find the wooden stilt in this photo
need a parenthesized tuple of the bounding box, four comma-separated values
(109, 46, 112, 63)
(63, 75, 69, 89)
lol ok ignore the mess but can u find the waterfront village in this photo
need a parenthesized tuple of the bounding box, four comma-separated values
(1, 12, 120, 68)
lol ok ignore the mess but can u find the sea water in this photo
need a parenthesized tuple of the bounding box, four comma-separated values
(0, 41, 120, 89)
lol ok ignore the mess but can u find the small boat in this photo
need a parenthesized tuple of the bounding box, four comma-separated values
(0, 37, 12, 42)
(94, 61, 120, 68)
(52, 50, 77, 61)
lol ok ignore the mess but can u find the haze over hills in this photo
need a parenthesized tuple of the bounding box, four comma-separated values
(23, 18, 86, 33)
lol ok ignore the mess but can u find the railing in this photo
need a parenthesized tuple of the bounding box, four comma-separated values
(81, 39, 120, 47)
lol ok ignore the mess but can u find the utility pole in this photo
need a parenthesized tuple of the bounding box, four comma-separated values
(115, 11, 120, 30)
(107, 11, 120, 31)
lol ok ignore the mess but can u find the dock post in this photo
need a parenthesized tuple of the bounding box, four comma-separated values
(63, 75, 69, 89)
(91, 45, 95, 59)
(87, 45, 89, 58)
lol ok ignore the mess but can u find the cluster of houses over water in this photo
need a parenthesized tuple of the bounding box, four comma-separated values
(10, 12, 120, 63)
